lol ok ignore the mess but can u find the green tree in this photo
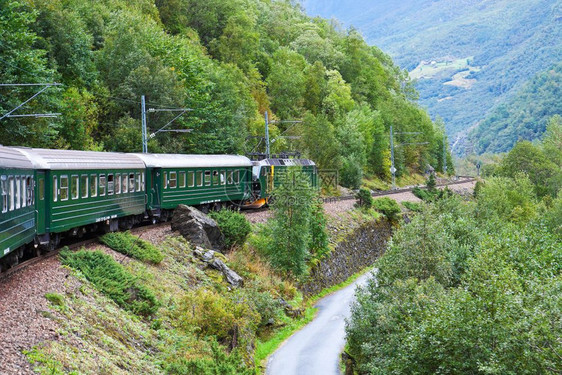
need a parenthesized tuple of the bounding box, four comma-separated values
(266, 47, 306, 119)
(499, 141, 558, 197)
(0, 0, 58, 147)
(263, 168, 315, 276)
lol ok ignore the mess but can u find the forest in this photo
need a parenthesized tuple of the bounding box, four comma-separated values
(470, 63, 562, 155)
(346, 120, 562, 374)
(0, 0, 452, 188)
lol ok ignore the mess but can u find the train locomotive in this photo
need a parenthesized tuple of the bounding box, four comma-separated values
(0, 145, 317, 271)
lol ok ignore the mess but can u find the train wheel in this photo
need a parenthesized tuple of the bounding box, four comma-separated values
(119, 217, 134, 230)
(46, 234, 60, 252)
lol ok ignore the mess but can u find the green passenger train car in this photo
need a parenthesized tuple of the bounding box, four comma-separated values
(0, 146, 36, 270)
(133, 154, 253, 215)
(249, 158, 318, 208)
(15, 148, 147, 249)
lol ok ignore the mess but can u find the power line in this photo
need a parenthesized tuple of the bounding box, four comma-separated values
(0, 55, 51, 79)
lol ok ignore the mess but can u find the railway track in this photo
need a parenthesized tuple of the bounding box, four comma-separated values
(323, 176, 476, 203)
(0, 223, 167, 283)
(0, 178, 475, 283)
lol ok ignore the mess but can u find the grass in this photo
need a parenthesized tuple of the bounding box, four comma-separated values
(410, 56, 475, 80)
(253, 266, 374, 373)
(60, 248, 159, 316)
(100, 231, 164, 264)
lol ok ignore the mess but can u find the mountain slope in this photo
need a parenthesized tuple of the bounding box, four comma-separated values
(469, 62, 562, 154)
(303, 0, 562, 153)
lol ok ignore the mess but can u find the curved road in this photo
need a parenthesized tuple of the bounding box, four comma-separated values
(266, 272, 372, 375)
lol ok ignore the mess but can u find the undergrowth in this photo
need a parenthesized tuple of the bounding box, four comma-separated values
(100, 231, 164, 264)
(60, 249, 159, 316)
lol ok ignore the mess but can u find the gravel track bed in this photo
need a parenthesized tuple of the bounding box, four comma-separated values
(0, 257, 68, 374)
(244, 180, 476, 224)
(0, 224, 173, 374)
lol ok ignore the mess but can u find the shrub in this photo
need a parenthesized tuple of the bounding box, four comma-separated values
(372, 197, 401, 221)
(100, 231, 164, 264)
(402, 201, 422, 212)
(60, 249, 159, 316)
(426, 173, 436, 190)
(355, 188, 373, 209)
(209, 210, 251, 249)
(177, 288, 259, 346)
(166, 339, 252, 375)
(340, 156, 363, 189)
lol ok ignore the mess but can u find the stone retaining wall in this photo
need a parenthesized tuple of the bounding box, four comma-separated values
(300, 219, 392, 297)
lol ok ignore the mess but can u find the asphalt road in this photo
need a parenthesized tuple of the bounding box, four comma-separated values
(266, 272, 372, 375)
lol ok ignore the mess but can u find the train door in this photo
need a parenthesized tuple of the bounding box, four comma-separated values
(35, 171, 46, 234)
(150, 168, 161, 210)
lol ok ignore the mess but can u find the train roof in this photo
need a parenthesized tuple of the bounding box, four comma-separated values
(0, 145, 34, 170)
(252, 158, 316, 167)
(12, 148, 146, 170)
(132, 153, 253, 168)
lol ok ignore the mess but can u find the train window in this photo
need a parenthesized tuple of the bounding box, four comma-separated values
(107, 174, 114, 195)
(99, 174, 106, 196)
(60, 175, 69, 201)
(129, 173, 135, 192)
(188, 171, 195, 187)
(71, 175, 79, 200)
(212, 171, 219, 186)
(169, 171, 177, 189)
(220, 170, 226, 185)
(115, 174, 121, 195)
(227, 171, 233, 185)
(234, 170, 240, 184)
(26, 177, 33, 206)
(20, 177, 26, 207)
(38, 178, 44, 202)
(53, 176, 58, 202)
(81, 175, 88, 198)
(122, 173, 128, 193)
(196, 171, 203, 187)
(15, 176, 21, 209)
(89, 175, 97, 198)
(141, 173, 145, 191)
(20, 176, 26, 208)
(204, 171, 211, 186)
(9, 176, 14, 211)
(179, 171, 186, 188)
(136, 173, 141, 191)
(1, 175, 7, 213)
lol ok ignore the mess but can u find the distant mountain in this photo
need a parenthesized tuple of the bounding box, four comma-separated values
(469, 62, 562, 154)
(303, 0, 562, 154)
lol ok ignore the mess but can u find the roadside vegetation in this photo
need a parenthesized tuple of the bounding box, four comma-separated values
(345, 128, 562, 374)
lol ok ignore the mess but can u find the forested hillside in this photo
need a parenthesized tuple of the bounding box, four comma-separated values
(470, 62, 562, 154)
(0, 0, 452, 187)
(346, 120, 562, 374)
(304, 0, 562, 154)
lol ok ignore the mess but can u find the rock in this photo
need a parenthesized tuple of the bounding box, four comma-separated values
(209, 258, 244, 288)
(193, 247, 244, 288)
(171, 205, 225, 250)
(193, 247, 215, 262)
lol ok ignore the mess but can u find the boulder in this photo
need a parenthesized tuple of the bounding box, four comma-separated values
(171, 205, 225, 250)
(193, 248, 244, 288)
(209, 258, 244, 288)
